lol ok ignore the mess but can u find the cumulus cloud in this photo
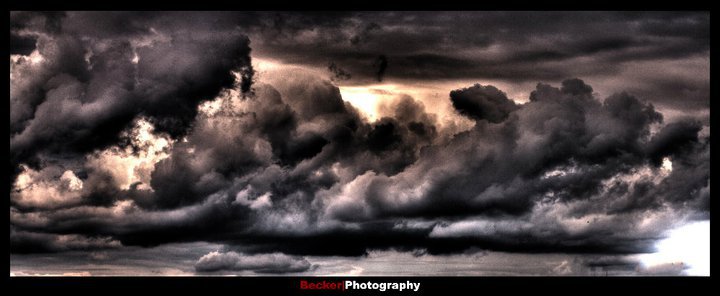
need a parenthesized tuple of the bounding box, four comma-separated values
(450, 84, 519, 123)
(9, 12, 709, 276)
(10, 11, 254, 185)
(12, 165, 85, 209)
(10, 65, 709, 260)
(10, 71, 709, 258)
(195, 251, 315, 274)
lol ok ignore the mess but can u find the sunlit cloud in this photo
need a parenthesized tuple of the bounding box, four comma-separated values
(86, 118, 173, 190)
(638, 220, 710, 276)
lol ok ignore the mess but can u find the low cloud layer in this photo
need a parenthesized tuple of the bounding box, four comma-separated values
(195, 251, 315, 274)
(9, 11, 709, 275)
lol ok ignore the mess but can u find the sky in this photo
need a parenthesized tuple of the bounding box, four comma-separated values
(9, 11, 710, 276)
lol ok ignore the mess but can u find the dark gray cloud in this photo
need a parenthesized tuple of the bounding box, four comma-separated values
(450, 84, 519, 123)
(241, 11, 708, 112)
(10, 73, 708, 258)
(327, 62, 352, 82)
(375, 55, 388, 82)
(9, 11, 709, 275)
(10, 228, 121, 254)
(10, 11, 254, 187)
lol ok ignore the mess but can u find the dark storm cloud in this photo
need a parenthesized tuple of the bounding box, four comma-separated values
(646, 120, 703, 166)
(9, 12, 709, 274)
(240, 11, 708, 111)
(350, 22, 381, 46)
(450, 84, 518, 123)
(10, 69, 708, 258)
(327, 62, 352, 81)
(375, 55, 388, 82)
(10, 11, 254, 184)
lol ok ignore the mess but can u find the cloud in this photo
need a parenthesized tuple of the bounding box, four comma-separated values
(350, 22, 380, 45)
(11, 165, 85, 209)
(194, 251, 315, 274)
(646, 119, 703, 165)
(11, 242, 220, 275)
(327, 62, 352, 81)
(9, 73, 709, 258)
(450, 84, 519, 123)
(11, 271, 93, 277)
(8, 12, 709, 276)
(10, 229, 121, 254)
(10, 11, 254, 185)
(241, 12, 708, 112)
(375, 55, 387, 82)
(234, 187, 273, 210)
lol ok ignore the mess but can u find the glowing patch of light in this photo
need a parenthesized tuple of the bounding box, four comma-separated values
(347, 266, 365, 276)
(11, 166, 85, 208)
(339, 86, 385, 121)
(198, 98, 224, 117)
(639, 220, 709, 276)
(60, 170, 84, 191)
(29, 51, 44, 64)
(661, 157, 673, 173)
(86, 118, 173, 190)
(541, 164, 580, 179)
(252, 57, 285, 73)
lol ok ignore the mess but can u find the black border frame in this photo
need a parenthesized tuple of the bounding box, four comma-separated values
(5, 3, 715, 295)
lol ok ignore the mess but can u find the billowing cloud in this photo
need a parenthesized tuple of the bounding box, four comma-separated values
(10, 72, 708, 259)
(10, 11, 254, 186)
(12, 165, 85, 209)
(450, 84, 518, 123)
(9, 11, 709, 276)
